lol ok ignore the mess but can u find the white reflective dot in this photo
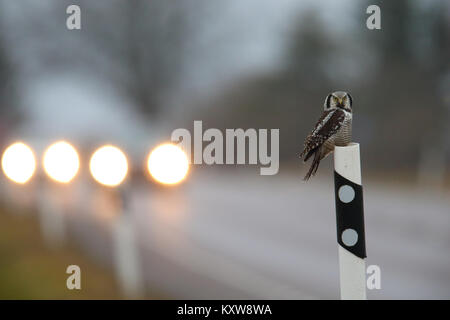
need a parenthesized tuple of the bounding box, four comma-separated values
(339, 185, 355, 203)
(342, 229, 358, 246)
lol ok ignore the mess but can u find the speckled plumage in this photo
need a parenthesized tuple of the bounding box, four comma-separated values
(300, 91, 353, 180)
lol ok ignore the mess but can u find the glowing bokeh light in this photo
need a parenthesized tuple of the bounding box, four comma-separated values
(1, 142, 36, 184)
(43, 141, 80, 183)
(90, 145, 128, 187)
(147, 143, 189, 185)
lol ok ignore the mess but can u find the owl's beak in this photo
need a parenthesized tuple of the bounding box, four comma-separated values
(337, 98, 344, 107)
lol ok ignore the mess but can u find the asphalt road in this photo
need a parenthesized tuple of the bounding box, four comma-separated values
(4, 170, 450, 299)
(127, 171, 450, 299)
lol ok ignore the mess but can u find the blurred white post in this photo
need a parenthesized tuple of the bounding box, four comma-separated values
(38, 181, 66, 248)
(112, 187, 144, 298)
(334, 143, 367, 300)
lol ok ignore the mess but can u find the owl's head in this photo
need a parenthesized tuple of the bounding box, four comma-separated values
(324, 91, 352, 112)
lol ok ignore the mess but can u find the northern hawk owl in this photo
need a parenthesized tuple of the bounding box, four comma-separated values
(300, 91, 353, 180)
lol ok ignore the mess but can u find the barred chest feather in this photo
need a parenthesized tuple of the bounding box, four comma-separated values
(323, 111, 352, 152)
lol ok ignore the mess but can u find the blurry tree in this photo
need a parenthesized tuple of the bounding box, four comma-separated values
(4, 0, 447, 175)
(359, 0, 450, 174)
(285, 9, 335, 89)
(43, 0, 194, 118)
(6, 0, 197, 118)
(191, 1, 450, 176)
(190, 10, 338, 165)
(0, 35, 13, 115)
(74, 0, 192, 117)
(0, 12, 21, 141)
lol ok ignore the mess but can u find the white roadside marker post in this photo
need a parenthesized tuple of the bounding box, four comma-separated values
(89, 145, 144, 298)
(333, 143, 367, 300)
(113, 185, 144, 298)
(38, 179, 66, 248)
(39, 141, 80, 248)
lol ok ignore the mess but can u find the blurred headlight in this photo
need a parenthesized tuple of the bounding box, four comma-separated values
(43, 141, 80, 183)
(1, 142, 36, 184)
(147, 143, 189, 185)
(90, 145, 128, 187)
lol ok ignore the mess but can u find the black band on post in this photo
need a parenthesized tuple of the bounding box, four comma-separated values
(334, 171, 366, 259)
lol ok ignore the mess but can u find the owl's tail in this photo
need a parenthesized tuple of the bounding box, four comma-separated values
(303, 150, 321, 181)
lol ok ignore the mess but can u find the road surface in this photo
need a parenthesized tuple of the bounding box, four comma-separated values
(4, 170, 450, 299)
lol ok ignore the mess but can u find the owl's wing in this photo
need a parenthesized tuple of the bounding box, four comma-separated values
(300, 109, 345, 161)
